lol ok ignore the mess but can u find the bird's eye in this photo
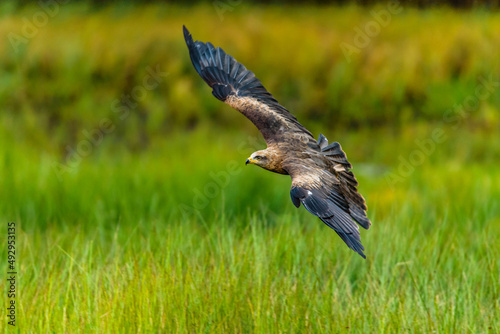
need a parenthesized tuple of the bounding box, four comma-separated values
(254, 156, 262, 160)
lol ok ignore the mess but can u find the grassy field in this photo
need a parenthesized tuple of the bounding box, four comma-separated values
(1, 3, 499, 333)
(2, 129, 499, 333)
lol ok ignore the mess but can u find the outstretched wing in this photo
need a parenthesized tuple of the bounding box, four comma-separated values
(288, 159, 371, 259)
(183, 26, 314, 146)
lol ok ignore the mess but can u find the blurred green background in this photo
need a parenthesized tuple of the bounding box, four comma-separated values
(0, 1, 499, 333)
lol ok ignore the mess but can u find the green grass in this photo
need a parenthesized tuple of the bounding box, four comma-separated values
(1, 126, 499, 333)
(1, 3, 500, 333)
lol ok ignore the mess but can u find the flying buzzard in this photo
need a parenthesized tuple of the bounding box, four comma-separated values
(183, 26, 371, 258)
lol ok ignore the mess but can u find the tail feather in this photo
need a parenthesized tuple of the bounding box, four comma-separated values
(322, 142, 352, 168)
(317, 134, 371, 230)
(317, 133, 329, 150)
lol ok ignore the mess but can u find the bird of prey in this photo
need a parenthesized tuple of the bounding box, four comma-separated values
(183, 26, 372, 258)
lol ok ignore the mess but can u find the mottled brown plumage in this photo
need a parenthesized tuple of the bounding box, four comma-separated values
(184, 26, 371, 258)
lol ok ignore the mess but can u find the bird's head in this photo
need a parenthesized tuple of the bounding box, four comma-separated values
(245, 151, 270, 169)
(245, 149, 287, 174)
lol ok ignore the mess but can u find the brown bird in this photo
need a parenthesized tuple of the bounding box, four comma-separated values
(183, 26, 371, 258)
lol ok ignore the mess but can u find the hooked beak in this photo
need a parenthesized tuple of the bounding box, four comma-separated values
(246, 157, 257, 165)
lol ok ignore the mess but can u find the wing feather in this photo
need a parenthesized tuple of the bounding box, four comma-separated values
(290, 179, 367, 259)
(183, 26, 314, 145)
(288, 154, 371, 259)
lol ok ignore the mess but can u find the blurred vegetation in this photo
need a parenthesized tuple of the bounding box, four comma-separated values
(0, 3, 499, 156)
(0, 4, 499, 332)
(5, 0, 500, 9)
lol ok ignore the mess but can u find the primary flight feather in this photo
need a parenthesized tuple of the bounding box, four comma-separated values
(183, 26, 372, 258)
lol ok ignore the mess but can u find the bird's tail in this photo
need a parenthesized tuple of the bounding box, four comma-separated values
(317, 134, 371, 230)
